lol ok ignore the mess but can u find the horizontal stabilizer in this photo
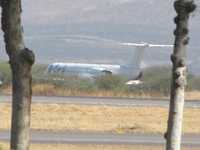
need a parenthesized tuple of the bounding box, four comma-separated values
(148, 44, 173, 48)
(121, 42, 173, 48)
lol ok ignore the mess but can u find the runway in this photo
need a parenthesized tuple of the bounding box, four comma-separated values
(0, 95, 200, 108)
(0, 130, 200, 146)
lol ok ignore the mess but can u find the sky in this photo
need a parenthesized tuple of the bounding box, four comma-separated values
(0, 0, 200, 74)
(21, 0, 199, 27)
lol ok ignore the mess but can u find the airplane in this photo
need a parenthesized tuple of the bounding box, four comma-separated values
(47, 41, 173, 85)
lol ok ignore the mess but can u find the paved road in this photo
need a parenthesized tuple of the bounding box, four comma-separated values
(0, 130, 200, 146)
(0, 95, 200, 108)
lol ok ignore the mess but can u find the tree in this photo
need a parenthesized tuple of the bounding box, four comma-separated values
(1, 0, 35, 150)
(165, 0, 196, 150)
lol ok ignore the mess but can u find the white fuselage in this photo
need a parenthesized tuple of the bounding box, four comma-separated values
(47, 62, 141, 80)
(47, 62, 119, 78)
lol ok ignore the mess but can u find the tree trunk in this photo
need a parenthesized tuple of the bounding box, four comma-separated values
(1, 1, 35, 150)
(166, 1, 196, 150)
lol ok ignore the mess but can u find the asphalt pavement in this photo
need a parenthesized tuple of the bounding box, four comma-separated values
(0, 95, 200, 108)
(0, 130, 200, 146)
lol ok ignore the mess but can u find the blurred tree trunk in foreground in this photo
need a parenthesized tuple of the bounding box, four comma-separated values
(166, 0, 196, 150)
(1, 0, 35, 150)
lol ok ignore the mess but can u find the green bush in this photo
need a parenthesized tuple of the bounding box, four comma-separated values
(0, 61, 11, 84)
(140, 65, 171, 95)
(32, 64, 47, 77)
(142, 65, 200, 95)
(187, 75, 200, 91)
(95, 75, 127, 91)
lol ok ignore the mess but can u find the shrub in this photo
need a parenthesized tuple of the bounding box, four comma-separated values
(0, 61, 11, 84)
(95, 74, 127, 91)
(187, 75, 200, 91)
(140, 65, 171, 95)
(142, 65, 200, 95)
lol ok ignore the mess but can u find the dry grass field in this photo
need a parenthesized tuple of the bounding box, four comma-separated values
(1, 84, 166, 99)
(2, 84, 200, 100)
(0, 143, 199, 150)
(0, 104, 200, 134)
(185, 91, 200, 100)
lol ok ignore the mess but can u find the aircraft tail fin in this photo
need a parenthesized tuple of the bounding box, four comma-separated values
(126, 46, 146, 78)
(125, 42, 173, 80)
